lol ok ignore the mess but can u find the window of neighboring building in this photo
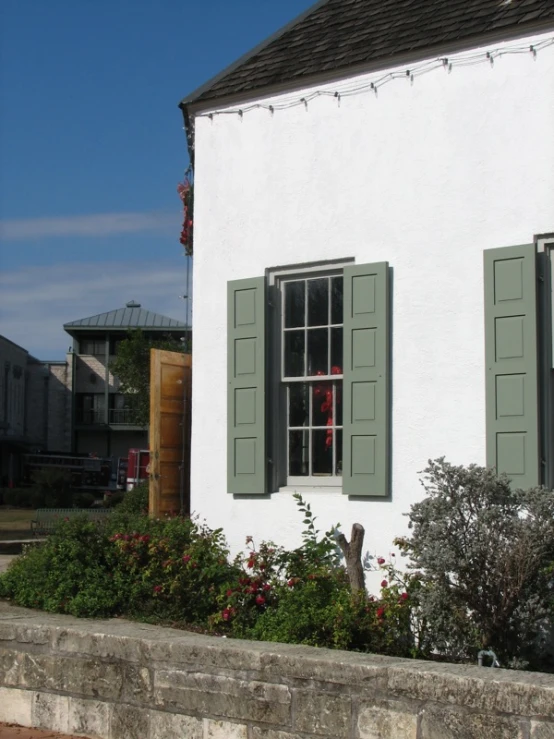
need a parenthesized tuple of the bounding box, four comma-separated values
(80, 339, 106, 356)
(77, 393, 106, 424)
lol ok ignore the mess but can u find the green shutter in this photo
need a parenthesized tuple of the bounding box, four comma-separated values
(484, 244, 539, 488)
(227, 277, 266, 494)
(342, 262, 390, 496)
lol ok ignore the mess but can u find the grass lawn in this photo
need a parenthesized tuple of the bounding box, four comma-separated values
(0, 508, 36, 539)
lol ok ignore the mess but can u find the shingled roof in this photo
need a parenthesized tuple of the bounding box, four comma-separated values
(64, 301, 186, 334)
(183, 0, 554, 107)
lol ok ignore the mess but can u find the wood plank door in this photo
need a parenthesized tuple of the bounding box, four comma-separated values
(149, 349, 191, 516)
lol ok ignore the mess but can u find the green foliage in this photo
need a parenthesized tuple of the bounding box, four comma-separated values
(0, 509, 235, 625)
(109, 329, 186, 427)
(0, 518, 119, 616)
(397, 458, 554, 669)
(32, 468, 73, 507)
(214, 495, 415, 657)
(72, 492, 97, 509)
(113, 482, 149, 514)
(2, 487, 34, 507)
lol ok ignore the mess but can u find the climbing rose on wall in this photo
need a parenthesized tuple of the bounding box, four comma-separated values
(177, 176, 193, 256)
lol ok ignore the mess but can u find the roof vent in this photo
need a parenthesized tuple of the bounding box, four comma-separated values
(126, 301, 141, 308)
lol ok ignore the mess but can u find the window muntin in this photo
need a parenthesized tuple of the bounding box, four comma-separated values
(281, 275, 343, 483)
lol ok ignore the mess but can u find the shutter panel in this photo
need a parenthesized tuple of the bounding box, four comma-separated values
(484, 244, 539, 488)
(342, 262, 390, 496)
(227, 277, 267, 494)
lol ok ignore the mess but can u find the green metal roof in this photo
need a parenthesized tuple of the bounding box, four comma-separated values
(63, 301, 187, 334)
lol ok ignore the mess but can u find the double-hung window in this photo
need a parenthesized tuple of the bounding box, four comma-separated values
(227, 261, 391, 497)
(282, 273, 344, 485)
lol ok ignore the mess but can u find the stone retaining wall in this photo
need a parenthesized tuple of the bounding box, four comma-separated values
(0, 603, 553, 739)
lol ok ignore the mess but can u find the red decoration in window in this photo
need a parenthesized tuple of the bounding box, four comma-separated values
(313, 366, 342, 448)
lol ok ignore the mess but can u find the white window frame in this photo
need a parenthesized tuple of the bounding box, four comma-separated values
(267, 259, 354, 491)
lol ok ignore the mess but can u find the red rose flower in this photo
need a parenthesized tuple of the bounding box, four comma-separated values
(376, 606, 385, 619)
(380, 579, 388, 588)
(255, 595, 265, 606)
(377, 557, 385, 565)
(399, 592, 409, 601)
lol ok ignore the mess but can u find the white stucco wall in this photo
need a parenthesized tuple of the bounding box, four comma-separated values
(189, 32, 554, 582)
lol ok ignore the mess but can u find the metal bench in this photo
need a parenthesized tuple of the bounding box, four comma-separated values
(30, 508, 111, 536)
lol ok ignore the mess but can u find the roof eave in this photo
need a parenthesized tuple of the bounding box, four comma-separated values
(182, 18, 554, 117)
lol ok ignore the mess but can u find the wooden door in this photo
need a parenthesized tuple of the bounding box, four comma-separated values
(149, 349, 191, 516)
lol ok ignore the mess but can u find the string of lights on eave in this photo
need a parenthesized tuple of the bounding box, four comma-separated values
(195, 36, 554, 121)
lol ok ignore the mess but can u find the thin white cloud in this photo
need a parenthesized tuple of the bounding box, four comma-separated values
(0, 211, 180, 241)
(0, 260, 191, 359)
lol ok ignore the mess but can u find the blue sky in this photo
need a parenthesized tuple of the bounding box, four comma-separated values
(0, 0, 314, 358)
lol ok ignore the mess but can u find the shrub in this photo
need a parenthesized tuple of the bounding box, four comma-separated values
(32, 468, 72, 507)
(397, 458, 554, 669)
(2, 487, 34, 507)
(0, 517, 119, 616)
(73, 492, 97, 509)
(114, 482, 149, 514)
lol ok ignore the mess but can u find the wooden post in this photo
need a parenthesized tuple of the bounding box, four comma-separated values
(336, 523, 366, 592)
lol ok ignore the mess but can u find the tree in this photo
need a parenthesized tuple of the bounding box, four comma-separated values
(110, 329, 186, 427)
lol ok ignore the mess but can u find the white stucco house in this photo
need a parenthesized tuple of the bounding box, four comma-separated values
(179, 0, 554, 564)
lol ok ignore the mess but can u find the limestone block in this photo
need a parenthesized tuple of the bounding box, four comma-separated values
(68, 696, 110, 738)
(420, 705, 523, 739)
(110, 703, 150, 739)
(0, 648, 22, 686)
(357, 700, 418, 739)
(293, 691, 351, 737)
(0, 687, 32, 726)
(531, 722, 554, 739)
(204, 718, 248, 738)
(33, 692, 70, 734)
(154, 670, 291, 725)
(148, 709, 203, 739)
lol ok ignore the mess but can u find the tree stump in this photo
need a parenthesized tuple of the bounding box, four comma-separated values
(336, 523, 365, 592)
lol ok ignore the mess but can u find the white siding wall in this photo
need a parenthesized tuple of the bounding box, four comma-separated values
(190, 32, 554, 578)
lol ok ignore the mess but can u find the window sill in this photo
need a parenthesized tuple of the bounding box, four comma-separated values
(278, 485, 343, 494)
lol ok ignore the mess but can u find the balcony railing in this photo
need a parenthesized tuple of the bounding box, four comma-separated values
(109, 408, 139, 425)
(76, 409, 140, 425)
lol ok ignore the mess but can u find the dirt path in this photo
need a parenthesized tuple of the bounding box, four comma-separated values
(0, 726, 89, 738)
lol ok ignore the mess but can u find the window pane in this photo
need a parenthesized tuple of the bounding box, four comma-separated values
(335, 381, 343, 426)
(307, 278, 329, 327)
(307, 328, 328, 376)
(284, 331, 305, 377)
(312, 430, 333, 475)
(336, 429, 343, 476)
(289, 430, 309, 476)
(289, 384, 308, 427)
(331, 276, 343, 325)
(331, 327, 343, 373)
(285, 281, 305, 328)
(312, 382, 333, 427)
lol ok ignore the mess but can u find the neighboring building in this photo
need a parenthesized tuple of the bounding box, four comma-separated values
(0, 335, 72, 487)
(180, 0, 554, 563)
(64, 301, 188, 459)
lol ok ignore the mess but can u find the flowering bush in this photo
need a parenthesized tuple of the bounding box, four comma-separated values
(396, 458, 554, 669)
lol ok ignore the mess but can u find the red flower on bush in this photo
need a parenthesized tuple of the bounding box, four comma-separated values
(380, 579, 388, 588)
(377, 557, 386, 565)
(376, 606, 386, 619)
(226, 589, 234, 597)
(222, 608, 231, 621)
(399, 592, 409, 602)
(153, 585, 162, 594)
(182, 554, 191, 564)
(255, 595, 265, 606)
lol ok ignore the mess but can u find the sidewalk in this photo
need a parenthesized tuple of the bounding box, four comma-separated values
(0, 726, 88, 738)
